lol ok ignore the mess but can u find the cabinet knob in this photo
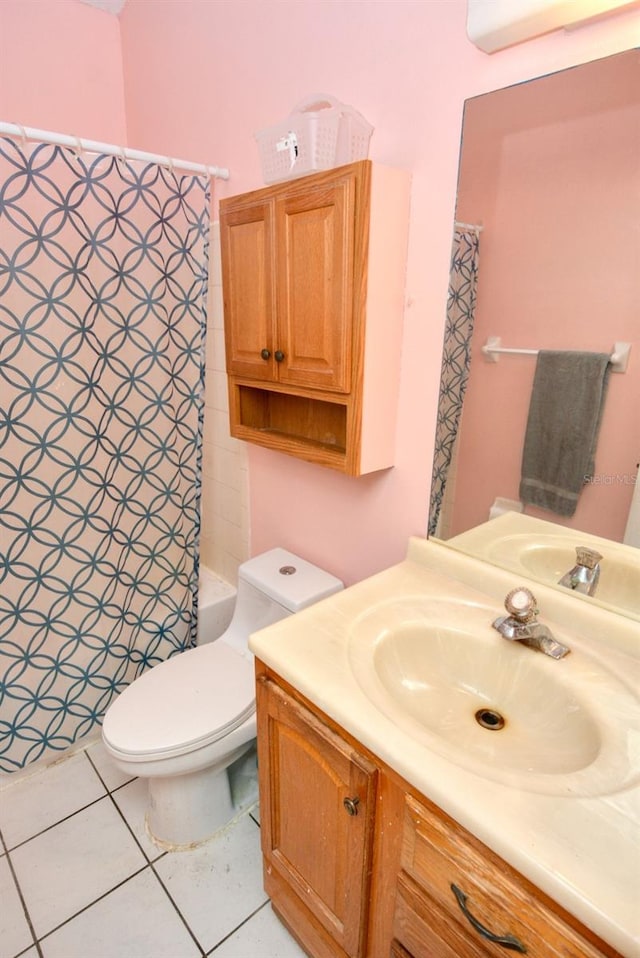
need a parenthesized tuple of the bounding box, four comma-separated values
(260, 348, 271, 360)
(274, 350, 285, 363)
(343, 796, 359, 817)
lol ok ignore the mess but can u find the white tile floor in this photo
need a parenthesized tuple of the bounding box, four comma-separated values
(0, 741, 308, 958)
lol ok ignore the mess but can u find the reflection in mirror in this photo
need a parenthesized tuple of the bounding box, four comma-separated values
(429, 50, 640, 618)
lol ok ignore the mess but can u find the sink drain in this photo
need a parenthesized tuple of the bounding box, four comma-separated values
(475, 708, 506, 731)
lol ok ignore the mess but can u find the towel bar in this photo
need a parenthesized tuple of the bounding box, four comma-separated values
(481, 338, 630, 373)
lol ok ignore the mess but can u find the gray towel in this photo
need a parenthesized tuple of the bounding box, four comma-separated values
(519, 350, 610, 517)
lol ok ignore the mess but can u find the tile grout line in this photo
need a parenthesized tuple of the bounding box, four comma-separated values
(24, 751, 178, 955)
(143, 803, 265, 957)
(0, 823, 45, 958)
(25, 751, 168, 955)
(206, 898, 273, 955)
(85, 748, 207, 958)
(2, 791, 112, 855)
(84, 748, 167, 865)
(0, 748, 113, 855)
(147, 860, 208, 957)
(4, 746, 271, 958)
(36, 863, 152, 950)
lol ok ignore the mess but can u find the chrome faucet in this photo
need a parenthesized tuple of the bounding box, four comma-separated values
(558, 547, 602, 596)
(492, 587, 570, 659)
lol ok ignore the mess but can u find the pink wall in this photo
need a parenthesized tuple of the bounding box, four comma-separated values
(0, 0, 127, 143)
(118, 0, 638, 585)
(2, 0, 637, 585)
(452, 51, 639, 542)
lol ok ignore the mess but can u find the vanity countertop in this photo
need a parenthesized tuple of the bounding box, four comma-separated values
(249, 537, 640, 957)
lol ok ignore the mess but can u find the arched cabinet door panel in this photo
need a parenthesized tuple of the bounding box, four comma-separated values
(256, 673, 376, 958)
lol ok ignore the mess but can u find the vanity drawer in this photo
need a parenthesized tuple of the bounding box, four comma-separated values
(399, 794, 615, 958)
(394, 870, 489, 957)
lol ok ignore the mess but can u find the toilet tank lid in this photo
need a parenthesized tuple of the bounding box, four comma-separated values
(239, 548, 343, 612)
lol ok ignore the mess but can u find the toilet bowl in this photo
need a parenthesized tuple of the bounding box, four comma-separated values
(101, 548, 343, 848)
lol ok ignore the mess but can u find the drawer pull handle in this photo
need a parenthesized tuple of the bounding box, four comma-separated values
(451, 884, 527, 953)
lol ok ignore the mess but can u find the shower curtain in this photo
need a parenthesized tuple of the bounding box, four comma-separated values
(0, 136, 210, 772)
(428, 226, 480, 536)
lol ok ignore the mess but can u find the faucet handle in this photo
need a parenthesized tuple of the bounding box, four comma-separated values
(575, 546, 602, 569)
(504, 587, 538, 622)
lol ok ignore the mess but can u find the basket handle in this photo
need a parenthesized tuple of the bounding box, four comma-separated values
(290, 93, 342, 115)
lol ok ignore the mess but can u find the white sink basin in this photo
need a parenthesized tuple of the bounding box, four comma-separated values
(348, 596, 640, 796)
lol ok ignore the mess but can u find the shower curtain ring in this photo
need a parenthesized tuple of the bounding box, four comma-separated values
(115, 147, 129, 174)
(10, 123, 29, 150)
(71, 135, 85, 163)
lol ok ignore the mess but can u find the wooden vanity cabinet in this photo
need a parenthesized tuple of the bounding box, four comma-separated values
(220, 160, 411, 475)
(255, 662, 623, 958)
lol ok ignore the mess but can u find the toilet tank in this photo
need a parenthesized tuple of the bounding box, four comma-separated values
(220, 548, 343, 656)
(241, 548, 343, 611)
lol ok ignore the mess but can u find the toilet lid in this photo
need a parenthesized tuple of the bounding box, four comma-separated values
(102, 641, 256, 760)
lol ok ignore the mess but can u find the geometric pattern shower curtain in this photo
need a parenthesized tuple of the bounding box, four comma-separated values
(0, 137, 210, 772)
(428, 226, 480, 536)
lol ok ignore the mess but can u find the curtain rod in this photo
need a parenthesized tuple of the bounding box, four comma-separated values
(0, 121, 230, 181)
(481, 336, 631, 373)
(454, 221, 483, 233)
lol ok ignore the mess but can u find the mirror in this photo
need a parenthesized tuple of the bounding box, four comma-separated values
(429, 49, 640, 618)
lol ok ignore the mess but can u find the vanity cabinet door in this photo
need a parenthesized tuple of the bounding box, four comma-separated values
(256, 675, 377, 958)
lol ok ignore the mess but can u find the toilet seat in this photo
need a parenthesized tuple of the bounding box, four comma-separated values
(102, 641, 255, 762)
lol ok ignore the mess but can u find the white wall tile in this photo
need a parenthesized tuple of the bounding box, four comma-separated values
(213, 446, 244, 491)
(202, 439, 215, 480)
(213, 482, 243, 527)
(210, 221, 222, 288)
(200, 225, 249, 582)
(208, 329, 228, 375)
(211, 285, 224, 329)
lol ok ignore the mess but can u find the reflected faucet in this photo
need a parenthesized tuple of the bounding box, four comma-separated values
(558, 547, 602, 597)
(492, 587, 570, 659)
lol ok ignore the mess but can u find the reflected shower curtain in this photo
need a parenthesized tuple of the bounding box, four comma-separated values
(0, 137, 210, 772)
(428, 226, 480, 536)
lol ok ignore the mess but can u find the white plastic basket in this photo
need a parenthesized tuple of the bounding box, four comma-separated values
(255, 94, 373, 185)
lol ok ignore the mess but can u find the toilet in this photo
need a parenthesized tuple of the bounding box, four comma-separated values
(101, 548, 342, 848)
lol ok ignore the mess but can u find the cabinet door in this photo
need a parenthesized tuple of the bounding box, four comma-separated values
(221, 198, 276, 380)
(275, 172, 356, 392)
(257, 676, 376, 958)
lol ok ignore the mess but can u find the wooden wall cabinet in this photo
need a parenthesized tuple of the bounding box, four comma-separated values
(220, 161, 411, 476)
(255, 662, 623, 958)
